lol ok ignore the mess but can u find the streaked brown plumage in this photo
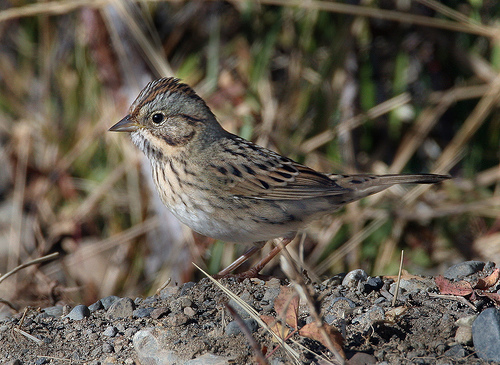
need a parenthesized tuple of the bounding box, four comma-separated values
(110, 77, 450, 277)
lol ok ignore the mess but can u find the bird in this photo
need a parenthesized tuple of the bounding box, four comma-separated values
(109, 77, 450, 278)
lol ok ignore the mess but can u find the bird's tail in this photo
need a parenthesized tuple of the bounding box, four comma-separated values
(327, 173, 450, 203)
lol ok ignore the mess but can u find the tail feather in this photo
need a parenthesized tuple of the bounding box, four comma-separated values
(327, 173, 450, 203)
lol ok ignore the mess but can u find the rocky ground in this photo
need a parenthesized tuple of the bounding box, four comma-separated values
(1, 261, 500, 364)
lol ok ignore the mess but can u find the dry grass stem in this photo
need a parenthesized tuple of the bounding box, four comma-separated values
(392, 250, 404, 307)
(0, 253, 59, 286)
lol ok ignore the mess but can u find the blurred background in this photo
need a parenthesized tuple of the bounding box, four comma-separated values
(0, 0, 499, 310)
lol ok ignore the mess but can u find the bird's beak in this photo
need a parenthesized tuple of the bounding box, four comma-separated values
(109, 115, 139, 132)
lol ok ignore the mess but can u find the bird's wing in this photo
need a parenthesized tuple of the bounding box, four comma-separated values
(208, 136, 351, 200)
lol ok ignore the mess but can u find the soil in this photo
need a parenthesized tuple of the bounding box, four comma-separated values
(0, 264, 498, 365)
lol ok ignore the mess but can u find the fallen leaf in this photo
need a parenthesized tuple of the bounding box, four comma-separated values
(476, 291, 500, 305)
(385, 306, 408, 322)
(298, 322, 345, 358)
(475, 268, 500, 290)
(274, 286, 299, 329)
(260, 315, 289, 341)
(435, 275, 474, 296)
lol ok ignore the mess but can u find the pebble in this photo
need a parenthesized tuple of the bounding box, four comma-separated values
(35, 357, 49, 365)
(225, 318, 258, 335)
(65, 305, 90, 320)
(185, 353, 230, 364)
(89, 300, 104, 312)
(444, 344, 466, 358)
(342, 269, 368, 287)
(42, 306, 64, 317)
(444, 261, 485, 279)
(102, 343, 114, 353)
(133, 307, 155, 318)
(101, 296, 121, 310)
(228, 292, 253, 320)
(321, 274, 345, 287)
(158, 286, 179, 300)
(390, 277, 433, 296)
(124, 327, 138, 337)
(324, 296, 357, 325)
(107, 298, 136, 319)
(142, 295, 158, 305)
(151, 307, 170, 319)
(169, 296, 193, 313)
(352, 306, 385, 330)
(472, 307, 500, 361)
(167, 313, 188, 327)
(260, 286, 281, 312)
(362, 276, 383, 293)
(180, 281, 197, 296)
(184, 307, 196, 317)
(347, 352, 377, 365)
(454, 326, 473, 345)
(103, 326, 119, 337)
(134, 328, 183, 364)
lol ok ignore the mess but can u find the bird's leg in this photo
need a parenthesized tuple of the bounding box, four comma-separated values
(215, 236, 295, 279)
(214, 242, 265, 278)
(243, 235, 295, 278)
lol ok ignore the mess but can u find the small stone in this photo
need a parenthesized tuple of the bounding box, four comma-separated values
(444, 261, 485, 279)
(5, 361, 22, 365)
(101, 295, 121, 310)
(363, 277, 383, 293)
(342, 269, 368, 287)
(167, 313, 189, 326)
(321, 274, 345, 287)
(35, 357, 49, 364)
(184, 307, 196, 317)
(134, 328, 183, 364)
(89, 300, 104, 312)
(142, 296, 158, 305)
(472, 307, 500, 361)
(390, 277, 434, 295)
(455, 326, 473, 345)
(151, 307, 170, 319)
(227, 291, 253, 320)
(185, 353, 230, 364)
(455, 314, 477, 327)
(444, 344, 466, 358)
(169, 296, 192, 313)
(180, 281, 196, 296)
(42, 306, 64, 317)
(158, 286, 179, 300)
(352, 306, 385, 330)
(133, 307, 155, 318)
(325, 297, 356, 313)
(225, 319, 258, 335)
(65, 305, 90, 320)
(107, 297, 135, 319)
(102, 343, 114, 353)
(347, 353, 377, 365)
(125, 327, 138, 337)
(266, 277, 281, 288)
(103, 326, 119, 337)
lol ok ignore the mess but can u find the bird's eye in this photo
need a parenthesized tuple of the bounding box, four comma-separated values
(152, 113, 164, 124)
